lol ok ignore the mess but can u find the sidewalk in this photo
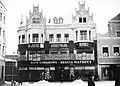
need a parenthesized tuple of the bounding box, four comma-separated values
(1, 83, 20, 86)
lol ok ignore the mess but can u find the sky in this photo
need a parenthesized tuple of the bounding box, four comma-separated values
(2, 0, 120, 55)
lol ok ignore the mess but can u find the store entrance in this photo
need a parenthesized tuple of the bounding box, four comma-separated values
(54, 66, 70, 81)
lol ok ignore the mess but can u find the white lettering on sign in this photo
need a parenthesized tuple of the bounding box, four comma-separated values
(79, 43, 89, 46)
(28, 44, 40, 48)
(51, 44, 68, 48)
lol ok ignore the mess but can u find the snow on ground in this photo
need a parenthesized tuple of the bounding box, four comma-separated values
(21, 80, 115, 86)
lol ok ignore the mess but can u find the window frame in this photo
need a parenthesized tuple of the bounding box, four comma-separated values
(101, 45, 109, 57)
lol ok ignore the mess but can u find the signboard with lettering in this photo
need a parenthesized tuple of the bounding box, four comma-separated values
(75, 42, 94, 49)
(18, 60, 95, 67)
(28, 43, 44, 49)
(50, 43, 68, 48)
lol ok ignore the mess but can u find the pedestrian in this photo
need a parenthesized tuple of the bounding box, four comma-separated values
(88, 73, 95, 86)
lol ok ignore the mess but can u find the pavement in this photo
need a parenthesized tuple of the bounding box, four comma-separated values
(1, 83, 20, 86)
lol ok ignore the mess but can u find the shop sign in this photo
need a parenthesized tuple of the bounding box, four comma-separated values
(75, 42, 94, 48)
(18, 60, 95, 67)
(28, 43, 44, 48)
(50, 43, 68, 48)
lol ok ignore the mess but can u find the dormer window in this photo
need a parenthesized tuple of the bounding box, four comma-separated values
(32, 18, 40, 24)
(59, 17, 63, 24)
(53, 17, 58, 24)
(83, 17, 86, 23)
(79, 17, 82, 23)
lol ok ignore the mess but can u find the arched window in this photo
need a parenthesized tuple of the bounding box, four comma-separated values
(59, 17, 63, 24)
(53, 17, 58, 24)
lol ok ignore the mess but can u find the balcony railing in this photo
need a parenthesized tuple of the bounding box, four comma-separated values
(18, 54, 94, 61)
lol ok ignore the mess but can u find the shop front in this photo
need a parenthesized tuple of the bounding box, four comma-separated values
(98, 57, 120, 80)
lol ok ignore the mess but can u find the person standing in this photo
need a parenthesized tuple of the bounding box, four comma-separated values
(88, 73, 95, 86)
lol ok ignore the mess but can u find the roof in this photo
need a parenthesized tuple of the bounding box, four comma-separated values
(0, 1, 7, 11)
(111, 13, 120, 20)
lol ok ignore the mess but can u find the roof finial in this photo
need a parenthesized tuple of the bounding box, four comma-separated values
(20, 14, 23, 25)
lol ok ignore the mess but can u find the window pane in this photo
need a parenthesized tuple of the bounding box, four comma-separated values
(80, 30, 87, 40)
(56, 34, 61, 42)
(83, 17, 86, 23)
(103, 47, 108, 53)
(49, 34, 54, 42)
(116, 32, 120, 37)
(64, 34, 69, 42)
(79, 17, 82, 23)
(114, 47, 119, 53)
(32, 34, 39, 42)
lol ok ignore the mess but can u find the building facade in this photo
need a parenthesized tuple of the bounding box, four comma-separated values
(17, 2, 97, 82)
(5, 55, 18, 81)
(97, 13, 120, 80)
(0, 1, 6, 84)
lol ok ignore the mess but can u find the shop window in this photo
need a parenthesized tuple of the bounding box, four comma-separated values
(113, 47, 119, 56)
(32, 33, 39, 42)
(79, 17, 82, 23)
(0, 13, 2, 21)
(56, 34, 61, 42)
(22, 35, 25, 43)
(83, 17, 86, 23)
(64, 34, 69, 42)
(76, 31, 78, 41)
(49, 34, 54, 42)
(102, 47, 109, 57)
(116, 31, 120, 37)
(80, 30, 87, 40)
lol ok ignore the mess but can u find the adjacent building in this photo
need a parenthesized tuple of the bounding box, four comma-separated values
(97, 13, 120, 80)
(17, 2, 97, 82)
(0, 1, 6, 84)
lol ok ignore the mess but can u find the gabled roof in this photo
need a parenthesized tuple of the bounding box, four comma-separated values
(111, 13, 120, 20)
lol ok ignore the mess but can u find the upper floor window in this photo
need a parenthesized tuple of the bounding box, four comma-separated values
(32, 34, 39, 42)
(53, 17, 58, 24)
(19, 35, 21, 44)
(3, 30, 5, 40)
(83, 17, 86, 23)
(56, 34, 61, 42)
(3, 16, 5, 24)
(89, 31, 91, 40)
(28, 34, 30, 43)
(0, 27, 1, 36)
(0, 13, 2, 21)
(76, 31, 78, 41)
(102, 47, 109, 57)
(113, 47, 119, 56)
(116, 31, 120, 37)
(79, 17, 82, 23)
(59, 17, 63, 24)
(64, 34, 69, 42)
(49, 34, 54, 42)
(32, 18, 40, 24)
(80, 30, 87, 40)
(41, 34, 43, 42)
(22, 35, 25, 43)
